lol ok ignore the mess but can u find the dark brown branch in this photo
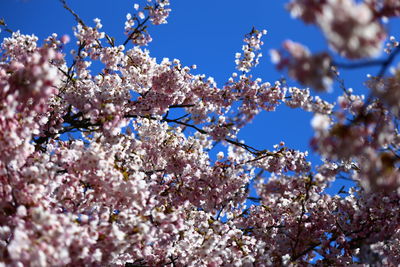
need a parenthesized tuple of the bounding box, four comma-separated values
(332, 60, 386, 69)
(59, 0, 86, 27)
(123, 16, 151, 46)
(332, 45, 400, 78)
(225, 139, 260, 153)
(215, 204, 226, 221)
(377, 46, 400, 77)
(169, 104, 195, 108)
(162, 117, 207, 134)
(34, 111, 101, 150)
(0, 17, 13, 34)
(125, 113, 264, 155)
(292, 175, 313, 259)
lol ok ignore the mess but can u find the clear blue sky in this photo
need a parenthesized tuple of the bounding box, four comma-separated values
(2, 0, 400, 194)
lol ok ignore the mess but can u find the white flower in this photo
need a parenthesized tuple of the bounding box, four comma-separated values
(311, 113, 330, 131)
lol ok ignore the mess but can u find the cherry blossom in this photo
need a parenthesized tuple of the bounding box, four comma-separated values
(271, 40, 334, 92)
(288, 0, 387, 58)
(1, 1, 400, 266)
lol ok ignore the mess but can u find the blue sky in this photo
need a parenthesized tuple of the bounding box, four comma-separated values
(2, 0, 400, 195)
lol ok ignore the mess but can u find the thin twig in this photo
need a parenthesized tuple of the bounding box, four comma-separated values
(332, 59, 386, 69)
(59, 0, 86, 27)
(377, 46, 400, 78)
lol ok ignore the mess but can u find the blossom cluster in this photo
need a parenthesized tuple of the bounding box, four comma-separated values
(287, 0, 387, 58)
(235, 28, 267, 73)
(271, 40, 334, 92)
(1, 1, 400, 266)
(124, 1, 171, 46)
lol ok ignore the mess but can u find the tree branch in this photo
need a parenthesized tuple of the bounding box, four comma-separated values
(59, 0, 86, 27)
